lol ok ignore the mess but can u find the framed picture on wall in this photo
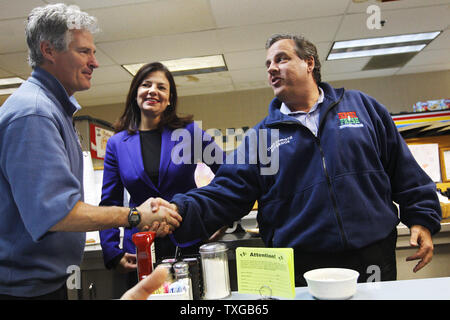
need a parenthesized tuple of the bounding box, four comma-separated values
(89, 124, 114, 160)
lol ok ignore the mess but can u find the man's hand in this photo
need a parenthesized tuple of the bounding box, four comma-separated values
(406, 225, 434, 273)
(149, 197, 179, 213)
(146, 198, 180, 237)
(136, 197, 182, 234)
(115, 253, 137, 274)
(121, 265, 168, 300)
(143, 198, 180, 237)
(143, 220, 174, 237)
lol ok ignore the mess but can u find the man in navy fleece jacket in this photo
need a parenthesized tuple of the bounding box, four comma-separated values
(165, 34, 442, 286)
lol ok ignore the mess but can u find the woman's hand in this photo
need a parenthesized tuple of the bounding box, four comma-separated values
(115, 252, 137, 274)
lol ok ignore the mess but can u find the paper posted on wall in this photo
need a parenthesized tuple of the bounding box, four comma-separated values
(407, 143, 441, 182)
(82, 151, 102, 205)
(83, 151, 103, 245)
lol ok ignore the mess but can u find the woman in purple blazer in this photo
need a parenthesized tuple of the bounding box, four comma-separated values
(99, 62, 223, 284)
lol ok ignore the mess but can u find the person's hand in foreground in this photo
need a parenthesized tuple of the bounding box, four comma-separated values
(406, 225, 434, 273)
(121, 265, 168, 300)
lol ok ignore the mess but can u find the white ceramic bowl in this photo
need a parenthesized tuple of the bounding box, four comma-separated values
(303, 268, 359, 300)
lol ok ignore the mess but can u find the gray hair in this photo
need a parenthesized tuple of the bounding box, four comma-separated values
(25, 3, 99, 68)
(265, 33, 322, 84)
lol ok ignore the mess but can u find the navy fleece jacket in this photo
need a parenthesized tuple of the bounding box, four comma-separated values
(171, 82, 442, 252)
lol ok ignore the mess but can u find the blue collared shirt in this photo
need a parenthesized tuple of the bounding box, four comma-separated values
(0, 67, 85, 297)
(280, 87, 324, 136)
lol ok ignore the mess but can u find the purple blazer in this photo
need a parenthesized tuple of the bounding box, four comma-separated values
(99, 122, 223, 268)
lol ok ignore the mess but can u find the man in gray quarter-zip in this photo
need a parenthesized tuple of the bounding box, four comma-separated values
(0, 3, 180, 299)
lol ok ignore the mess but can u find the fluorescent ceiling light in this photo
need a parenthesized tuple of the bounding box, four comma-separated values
(327, 44, 426, 60)
(0, 77, 24, 86)
(327, 31, 441, 60)
(0, 88, 19, 95)
(0, 77, 24, 96)
(123, 54, 227, 76)
(332, 32, 441, 49)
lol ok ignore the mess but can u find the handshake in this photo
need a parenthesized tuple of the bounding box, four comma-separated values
(134, 197, 227, 241)
(135, 197, 182, 237)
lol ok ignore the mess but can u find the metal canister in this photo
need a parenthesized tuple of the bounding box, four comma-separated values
(199, 242, 231, 299)
(183, 256, 203, 300)
(173, 261, 193, 300)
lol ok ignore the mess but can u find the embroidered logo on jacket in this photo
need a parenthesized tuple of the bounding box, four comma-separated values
(268, 136, 293, 152)
(338, 111, 364, 129)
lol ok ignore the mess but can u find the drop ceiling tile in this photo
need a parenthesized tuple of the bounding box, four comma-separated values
(210, 0, 349, 27)
(224, 49, 266, 70)
(397, 63, 450, 75)
(177, 83, 235, 97)
(96, 36, 164, 64)
(98, 30, 223, 65)
(404, 48, 450, 66)
(426, 30, 450, 50)
(322, 57, 371, 75)
(324, 68, 400, 82)
(76, 95, 126, 108)
(74, 82, 130, 100)
(233, 81, 269, 92)
(315, 42, 333, 63)
(217, 16, 342, 53)
(0, 51, 31, 76)
(0, 19, 28, 53)
(0, 67, 14, 78)
(46, 0, 157, 10)
(94, 47, 117, 66)
(174, 72, 232, 89)
(0, 0, 45, 19)
(347, 0, 450, 13)
(91, 0, 216, 42)
(229, 67, 268, 84)
(91, 65, 132, 86)
(336, 5, 449, 41)
(157, 30, 222, 60)
(217, 26, 269, 53)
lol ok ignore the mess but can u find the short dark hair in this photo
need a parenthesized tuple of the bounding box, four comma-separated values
(114, 62, 193, 133)
(265, 33, 322, 84)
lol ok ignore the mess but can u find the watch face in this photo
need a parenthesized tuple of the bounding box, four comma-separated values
(129, 209, 141, 227)
(130, 213, 139, 223)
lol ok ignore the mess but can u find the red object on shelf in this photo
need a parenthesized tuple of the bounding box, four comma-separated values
(132, 231, 156, 281)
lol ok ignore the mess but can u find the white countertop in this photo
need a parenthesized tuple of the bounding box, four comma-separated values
(227, 277, 450, 300)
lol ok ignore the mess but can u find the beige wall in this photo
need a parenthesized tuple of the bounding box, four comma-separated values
(329, 70, 450, 115)
(43, 69, 450, 131)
